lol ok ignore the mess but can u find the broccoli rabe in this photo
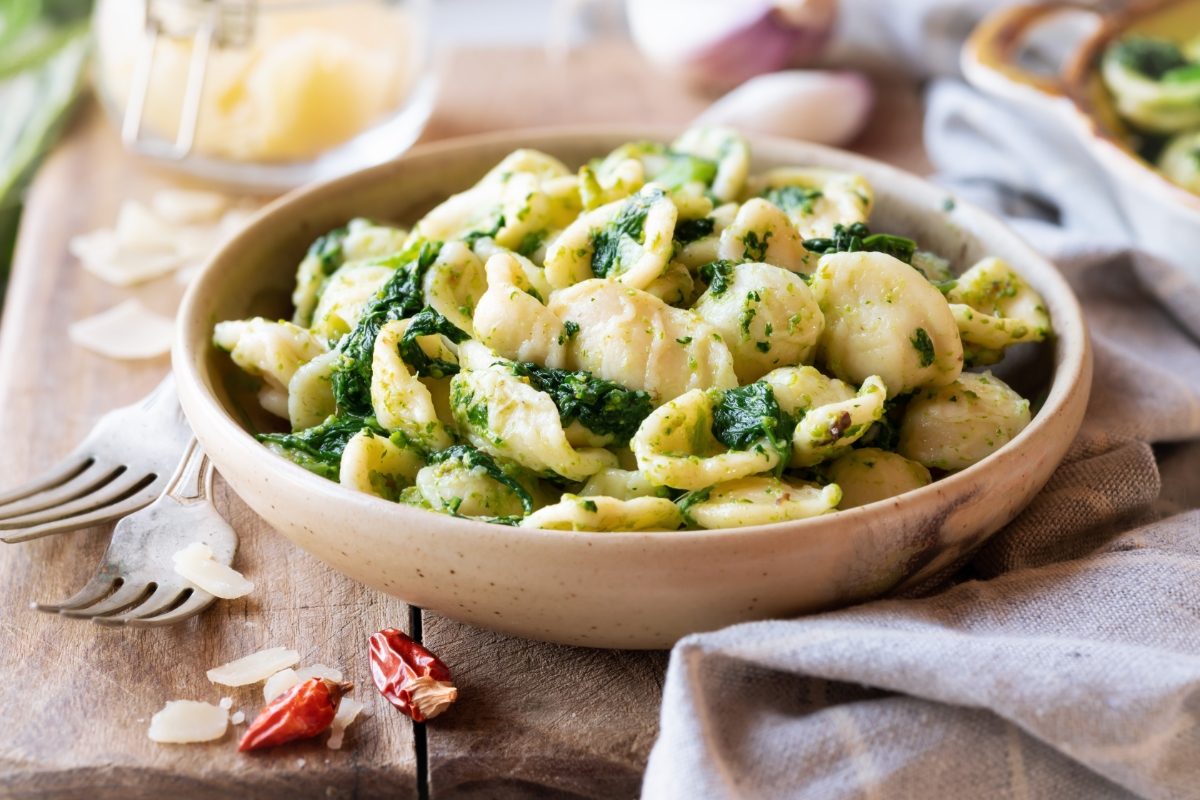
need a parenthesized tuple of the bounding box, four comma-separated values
(590, 188, 664, 278)
(802, 222, 917, 264)
(330, 239, 443, 416)
(508, 361, 653, 444)
(258, 415, 387, 481)
(699, 259, 737, 296)
(710, 382, 794, 466)
(398, 306, 469, 378)
(761, 185, 823, 216)
(426, 444, 535, 515)
(1108, 36, 1188, 80)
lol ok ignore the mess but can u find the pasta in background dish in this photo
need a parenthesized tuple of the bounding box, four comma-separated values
(215, 127, 1052, 531)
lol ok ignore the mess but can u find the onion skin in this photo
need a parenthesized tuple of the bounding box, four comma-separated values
(628, 0, 837, 92)
(694, 70, 875, 146)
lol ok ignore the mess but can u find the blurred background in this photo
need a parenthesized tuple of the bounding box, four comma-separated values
(4, 0, 999, 304)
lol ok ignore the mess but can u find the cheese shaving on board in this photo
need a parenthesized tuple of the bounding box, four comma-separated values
(147, 700, 229, 743)
(263, 664, 344, 701)
(172, 541, 254, 599)
(68, 299, 174, 360)
(207, 646, 300, 687)
(263, 668, 300, 702)
(326, 697, 365, 750)
(152, 189, 230, 225)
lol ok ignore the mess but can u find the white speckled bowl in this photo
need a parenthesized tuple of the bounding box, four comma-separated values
(174, 128, 1092, 649)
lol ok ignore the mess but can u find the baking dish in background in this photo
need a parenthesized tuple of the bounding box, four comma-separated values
(964, 0, 1200, 289)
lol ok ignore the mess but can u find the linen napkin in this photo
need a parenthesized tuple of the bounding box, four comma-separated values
(642, 18, 1200, 800)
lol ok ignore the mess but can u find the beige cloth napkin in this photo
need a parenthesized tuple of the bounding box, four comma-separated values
(642, 79, 1200, 799)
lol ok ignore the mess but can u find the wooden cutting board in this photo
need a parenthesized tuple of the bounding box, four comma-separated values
(0, 43, 928, 799)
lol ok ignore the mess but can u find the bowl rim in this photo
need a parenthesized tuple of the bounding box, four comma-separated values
(174, 124, 1093, 543)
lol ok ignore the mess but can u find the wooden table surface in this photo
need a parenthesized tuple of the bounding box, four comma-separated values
(0, 43, 928, 799)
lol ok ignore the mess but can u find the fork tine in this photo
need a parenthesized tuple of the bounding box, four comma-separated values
(125, 590, 217, 628)
(0, 487, 161, 543)
(35, 573, 121, 613)
(0, 461, 117, 521)
(93, 586, 193, 627)
(0, 470, 157, 529)
(0, 456, 93, 507)
(59, 581, 154, 619)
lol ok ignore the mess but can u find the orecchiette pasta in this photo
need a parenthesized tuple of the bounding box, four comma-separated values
(825, 448, 931, 509)
(743, 167, 873, 238)
(287, 350, 339, 430)
(548, 279, 738, 404)
(544, 185, 678, 290)
(213, 318, 328, 419)
(310, 262, 394, 343)
(451, 342, 617, 481)
(292, 218, 409, 326)
(217, 127, 1052, 531)
(946, 257, 1050, 364)
(339, 431, 423, 501)
(717, 199, 812, 273)
(812, 250, 963, 395)
(473, 253, 571, 368)
(579, 468, 672, 500)
(420, 241, 486, 336)
(790, 375, 887, 467)
(684, 477, 842, 529)
(631, 389, 781, 490)
(412, 456, 533, 518)
(693, 261, 824, 383)
(898, 372, 1031, 471)
(370, 320, 453, 451)
(672, 127, 750, 202)
(520, 495, 683, 531)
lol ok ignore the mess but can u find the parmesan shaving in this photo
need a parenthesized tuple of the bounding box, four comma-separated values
(68, 192, 254, 289)
(152, 189, 230, 225)
(172, 541, 255, 599)
(207, 646, 300, 687)
(115, 201, 179, 253)
(262, 664, 343, 701)
(296, 664, 344, 683)
(263, 668, 301, 702)
(326, 697, 365, 750)
(147, 700, 228, 743)
(68, 299, 174, 360)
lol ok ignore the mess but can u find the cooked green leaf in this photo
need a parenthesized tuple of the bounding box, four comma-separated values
(710, 382, 793, 465)
(258, 415, 386, 481)
(331, 239, 443, 415)
(398, 306, 469, 378)
(761, 185, 823, 216)
(590, 188, 663, 278)
(427, 444, 535, 515)
(802, 222, 916, 264)
(508, 361, 653, 444)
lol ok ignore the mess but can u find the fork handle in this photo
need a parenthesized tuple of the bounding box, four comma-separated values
(164, 438, 213, 505)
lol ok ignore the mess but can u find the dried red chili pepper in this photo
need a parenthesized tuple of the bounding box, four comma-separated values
(369, 628, 458, 722)
(238, 677, 353, 752)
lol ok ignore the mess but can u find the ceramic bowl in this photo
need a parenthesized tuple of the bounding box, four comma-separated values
(964, 0, 1200, 290)
(174, 128, 1092, 649)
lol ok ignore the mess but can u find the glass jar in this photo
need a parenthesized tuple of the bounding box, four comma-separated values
(93, 0, 434, 190)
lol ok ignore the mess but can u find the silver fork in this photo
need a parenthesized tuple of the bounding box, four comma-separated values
(37, 436, 239, 627)
(0, 377, 192, 543)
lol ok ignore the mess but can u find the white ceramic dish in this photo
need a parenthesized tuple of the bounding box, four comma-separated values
(174, 128, 1092, 649)
(964, 0, 1200, 291)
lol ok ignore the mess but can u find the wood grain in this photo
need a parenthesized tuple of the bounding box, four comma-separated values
(0, 41, 928, 798)
(0, 104, 418, 800)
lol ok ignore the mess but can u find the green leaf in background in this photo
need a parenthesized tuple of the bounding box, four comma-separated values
(0, 0, 92, 306)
